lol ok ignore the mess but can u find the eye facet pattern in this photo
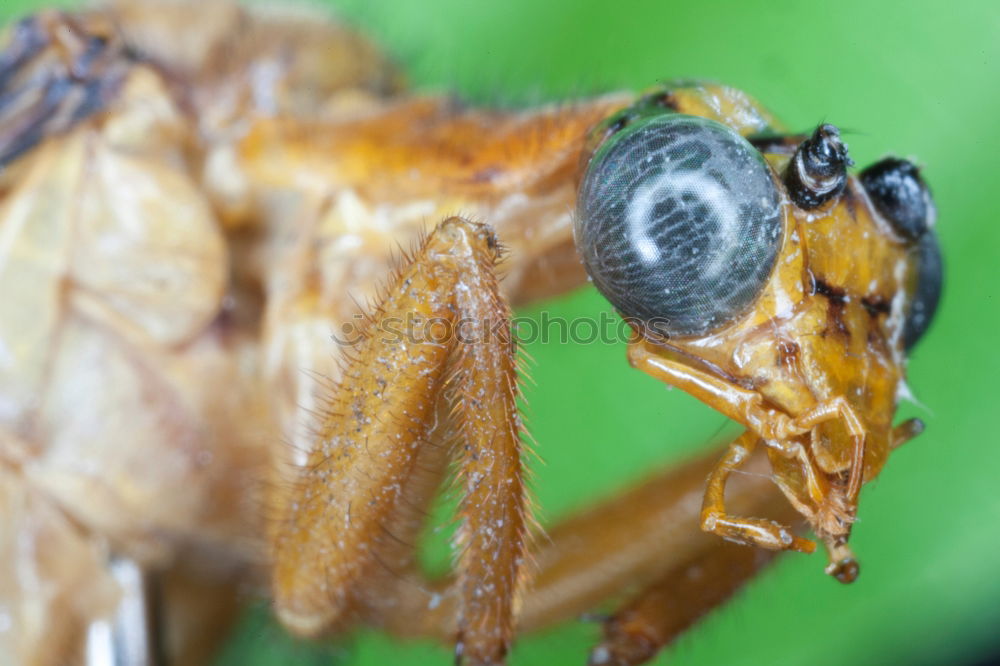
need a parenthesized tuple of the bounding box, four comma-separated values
(903, 230, 943, 350)
(575, 113, 784, 338)
(860, 157, 935, 242)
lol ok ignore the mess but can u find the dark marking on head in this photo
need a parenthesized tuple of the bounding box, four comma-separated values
(811, 276, 846, 305)
(776, 340, 800, 372)
(811, 276, 851, 339)
(861, 295, 890, 318)
(747, 132, 806, 156)
(606, 114, 629, 136)
(865, 326, 894, 358)
(644, 90, 679, 111)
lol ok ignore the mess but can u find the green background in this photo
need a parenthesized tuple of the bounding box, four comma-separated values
(4, 1, 998, 664)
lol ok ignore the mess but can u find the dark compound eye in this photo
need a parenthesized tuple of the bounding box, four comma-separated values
(575, 114, 783, 338)
(903, 230, 943, 350)
(860, 158, 935, 242)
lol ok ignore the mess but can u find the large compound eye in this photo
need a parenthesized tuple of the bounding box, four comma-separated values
(860, 158, 935, 242)
(575, 114, 783, 337)
(903, 230, 943, 350)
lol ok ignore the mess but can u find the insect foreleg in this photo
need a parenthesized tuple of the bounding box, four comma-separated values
(700, 431, 815, 553)
(270, 217, 528, 666)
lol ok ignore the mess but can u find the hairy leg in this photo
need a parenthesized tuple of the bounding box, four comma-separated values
(270, 217, 528, 664)
(372, 446, 797, 665)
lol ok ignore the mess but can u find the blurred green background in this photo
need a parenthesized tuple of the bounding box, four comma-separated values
(4, 0, 997, 664)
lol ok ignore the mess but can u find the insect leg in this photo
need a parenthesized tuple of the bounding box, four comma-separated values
(890, 417, 925, 450)
(589, 542, 778, 666)
(269, 217, 467, 636)
(625, 337, 783, 434)
(777, 398, 866, 504)
(625, 338, 860, 444)
(701, 431, 815, 553)
(627, 339, 878, 565)
(372, 446, 799, 665)
(271, 217, 528, 665)
(445, 224, 530, 665)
